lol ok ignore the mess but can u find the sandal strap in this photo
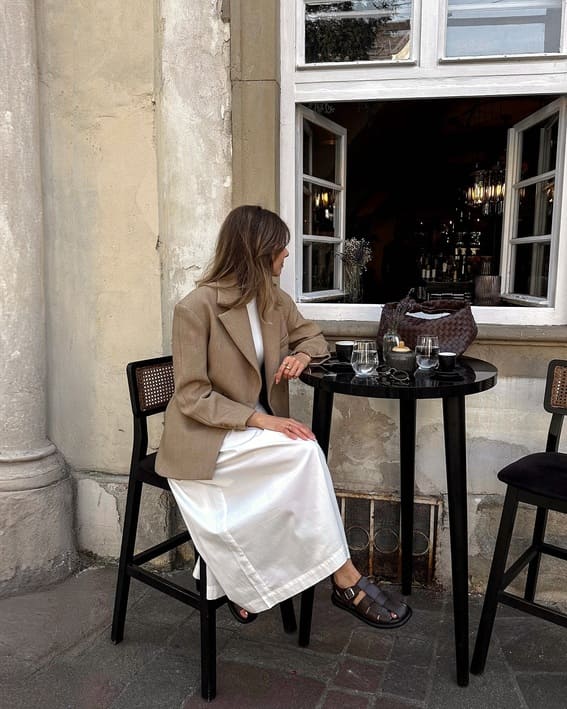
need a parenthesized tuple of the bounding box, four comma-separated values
(357, 576, 407, 617)
(332, 581, 363, 606)
(356, 594, 394, 624)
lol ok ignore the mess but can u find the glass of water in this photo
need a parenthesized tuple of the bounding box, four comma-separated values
(415, 335, 440, 370)
(351, 341, 378, 377)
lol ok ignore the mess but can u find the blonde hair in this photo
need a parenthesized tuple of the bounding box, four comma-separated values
(199, 205, 290, 317)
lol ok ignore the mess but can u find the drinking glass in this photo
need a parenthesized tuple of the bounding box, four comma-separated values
(351, 341, 378, 377)
(415, 336, 440, 370)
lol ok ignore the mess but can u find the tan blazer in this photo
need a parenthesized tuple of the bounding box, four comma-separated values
(155, 280, 329, 480)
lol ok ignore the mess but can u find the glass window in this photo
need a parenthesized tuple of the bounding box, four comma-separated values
(503, 103, 563, 304)
(445, 1, 563, 58)
(304, 0, 413, 64)
(299, 106, 346, 300)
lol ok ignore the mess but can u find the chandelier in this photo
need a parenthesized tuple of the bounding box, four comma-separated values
(465, 164, 505, 216)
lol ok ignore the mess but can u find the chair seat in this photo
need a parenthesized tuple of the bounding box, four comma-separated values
(498, 452, 567, 501)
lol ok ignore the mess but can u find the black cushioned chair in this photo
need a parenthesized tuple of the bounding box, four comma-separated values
(471, 359, 567, 675)
(111, 356, 315, 701)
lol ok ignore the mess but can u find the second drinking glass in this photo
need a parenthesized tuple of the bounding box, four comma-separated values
(351, 341, 378, 377)
(415, 335, 440, 370)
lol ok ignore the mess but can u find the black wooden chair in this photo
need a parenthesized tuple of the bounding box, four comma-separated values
(471, 359, 567, 675)
(111, 356, 315, 701)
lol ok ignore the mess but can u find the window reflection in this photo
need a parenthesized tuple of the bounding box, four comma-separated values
(305, 0, 413, 63)
(446, 0, 563, 57)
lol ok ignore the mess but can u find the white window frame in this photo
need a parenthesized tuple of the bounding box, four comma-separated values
(500, 97, 566, 306)
(297, 106, 347, 301)
(280, 0, 567, 325)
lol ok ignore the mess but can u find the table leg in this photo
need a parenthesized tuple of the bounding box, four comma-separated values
(442, 395, 469, 687)
(399, 399, 416, 596)
(311, 388, 334, 457)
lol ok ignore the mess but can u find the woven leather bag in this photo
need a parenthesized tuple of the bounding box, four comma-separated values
(377, 299, 478, 356)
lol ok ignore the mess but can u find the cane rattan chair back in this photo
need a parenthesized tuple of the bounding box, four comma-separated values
(472, 359, 567, 676)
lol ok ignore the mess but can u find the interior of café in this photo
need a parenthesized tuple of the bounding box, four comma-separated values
(304, 94, 558, 304)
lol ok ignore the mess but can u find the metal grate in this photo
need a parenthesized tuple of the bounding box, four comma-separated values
(136, 361, 175, 413)
(335, 490, 441, 585)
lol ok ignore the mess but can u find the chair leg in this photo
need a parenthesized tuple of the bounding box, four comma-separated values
(298, 585, 315, 648)
(111, 478, 143, 644)
(524, 507, 548, 602)
(280, 598, 297, 634)
(471, 488, 519, 675)
(199, 557, 217, 701)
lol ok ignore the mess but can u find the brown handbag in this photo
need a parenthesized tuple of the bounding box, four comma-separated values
(377, 299, 478, 356)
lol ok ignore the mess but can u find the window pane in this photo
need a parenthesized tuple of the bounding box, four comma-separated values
(521, 115, 559, 180)
(303, 183, 339, 236)
(303, 242, 336, 292)
(305, 1, 413, 64)
(446, 1, 563, 58)
(304, 122, 337, 182)
(512, 242, 550, 297)
(517, 179, 554, 237)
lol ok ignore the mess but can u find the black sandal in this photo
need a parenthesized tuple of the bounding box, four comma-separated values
(331, 576, 412, 629)
(227, 600, 258, 625)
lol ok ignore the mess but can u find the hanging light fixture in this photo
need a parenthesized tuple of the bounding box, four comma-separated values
(466, 163, 505, 216)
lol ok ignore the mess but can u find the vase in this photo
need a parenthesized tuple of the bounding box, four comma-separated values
(382, 329, 400, 365)
(344, 265, 363, 303)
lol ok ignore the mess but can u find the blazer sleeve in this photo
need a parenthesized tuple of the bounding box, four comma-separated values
(172, 303, 256, 430)
(281, 291, 330, 363)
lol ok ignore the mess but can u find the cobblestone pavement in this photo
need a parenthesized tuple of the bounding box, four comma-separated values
(2, 566, 567, 708)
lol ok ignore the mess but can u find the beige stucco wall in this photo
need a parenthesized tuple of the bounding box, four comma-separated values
(37, 1, 161, 475)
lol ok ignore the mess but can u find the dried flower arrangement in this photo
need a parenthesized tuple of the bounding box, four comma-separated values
(337, 238, 373, 303)
(337, 237, 372, 271)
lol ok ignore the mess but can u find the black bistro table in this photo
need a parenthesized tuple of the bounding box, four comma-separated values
(300, 355, 497, 687)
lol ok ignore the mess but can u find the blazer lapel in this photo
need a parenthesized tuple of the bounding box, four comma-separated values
(216, 284, 260, 374)
(260, 306, 281, 384)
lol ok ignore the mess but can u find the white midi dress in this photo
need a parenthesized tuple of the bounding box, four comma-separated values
(169, 300, 350, 613)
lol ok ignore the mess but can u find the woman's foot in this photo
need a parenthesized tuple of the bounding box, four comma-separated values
(227, 600, 258, 624)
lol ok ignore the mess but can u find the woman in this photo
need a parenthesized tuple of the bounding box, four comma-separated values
(155, 205, 411, 628)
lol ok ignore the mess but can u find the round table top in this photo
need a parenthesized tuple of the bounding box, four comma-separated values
(300, 356, 497, 401)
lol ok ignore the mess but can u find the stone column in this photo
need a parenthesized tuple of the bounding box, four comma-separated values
(0, 0, 75, 596)
(156, 0, 233, 342)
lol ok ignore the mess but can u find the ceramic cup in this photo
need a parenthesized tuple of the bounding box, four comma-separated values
(438, 352, 457, 371)
(335, 340, 355, 362)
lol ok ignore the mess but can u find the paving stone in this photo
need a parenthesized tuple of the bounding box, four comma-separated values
(0, 567, 138, 683)
(428, 652, 522, 709)
(219, 635, 338, 681)
(390, 635, 435, 668)
(495, 616, 567, 672)
(381, 661, 431, 703)
(345, 626, 394, 662)
(332, 656, 384, 693)
(516, 673, 567, 709)
(110, 650, 200, 708)
(373, 696, 423, 708)
(182, 660, 326, 708)
(321, 688, 372, 708)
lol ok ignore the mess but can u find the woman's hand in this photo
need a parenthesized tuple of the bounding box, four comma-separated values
(274, 352, 312, 384)
(247, 411, 316, 441)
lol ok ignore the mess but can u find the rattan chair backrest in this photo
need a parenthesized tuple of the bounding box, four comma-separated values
(127, 356, 174, 418)
(544, 359, 567, 417)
